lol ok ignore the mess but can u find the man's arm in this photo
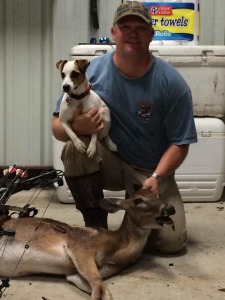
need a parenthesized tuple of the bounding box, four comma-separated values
(52, 116, 70, 142)
(142, 144, 189, 192)
(52, 104, 104, 143)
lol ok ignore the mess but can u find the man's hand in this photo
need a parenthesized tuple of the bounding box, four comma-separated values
(142, 176, 159, 193)
(70, 103, 104, 136)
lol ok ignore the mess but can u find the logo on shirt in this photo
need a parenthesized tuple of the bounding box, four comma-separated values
(136, 102, 152, 122)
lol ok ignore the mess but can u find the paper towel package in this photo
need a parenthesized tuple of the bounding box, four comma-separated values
(142, 1, 200, 45)
(53, 44, 225, 203)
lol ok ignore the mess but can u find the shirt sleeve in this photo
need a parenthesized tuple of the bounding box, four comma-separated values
(163, 90, 197, 145)
(53, 92, 64, 117)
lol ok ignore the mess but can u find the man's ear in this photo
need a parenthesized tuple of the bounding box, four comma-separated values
(150, 28, 155, 42)
(111, 27, 116, 41)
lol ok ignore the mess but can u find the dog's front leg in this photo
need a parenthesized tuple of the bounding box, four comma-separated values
(86, 134, 98, 158)
(104, 136, 117, 152)
(61, 121, 87, 153)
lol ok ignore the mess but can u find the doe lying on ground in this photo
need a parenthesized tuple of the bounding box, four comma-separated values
(0, 189, 175, 300)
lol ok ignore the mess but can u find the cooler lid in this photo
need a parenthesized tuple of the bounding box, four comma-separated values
(70, 44, 116, 57)
(149, 45, 225, 57)
(70, 44, 225, 57)
(195, 118, 225, 135)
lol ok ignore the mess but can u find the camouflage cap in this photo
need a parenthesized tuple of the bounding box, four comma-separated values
(113, 1, 151, 25)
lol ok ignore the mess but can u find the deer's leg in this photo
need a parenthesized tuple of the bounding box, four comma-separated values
(66, 248, 112, 300)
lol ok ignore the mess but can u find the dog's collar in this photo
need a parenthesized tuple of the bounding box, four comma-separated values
(68, 84, 91, 100)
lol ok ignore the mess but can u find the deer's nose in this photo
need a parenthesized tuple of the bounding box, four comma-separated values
(163, 204, 176, 216)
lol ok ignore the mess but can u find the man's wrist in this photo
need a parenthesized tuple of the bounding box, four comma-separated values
(150, 172, 161, 181)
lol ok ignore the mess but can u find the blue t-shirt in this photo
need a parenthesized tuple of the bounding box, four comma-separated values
(54, 52, 197, 169)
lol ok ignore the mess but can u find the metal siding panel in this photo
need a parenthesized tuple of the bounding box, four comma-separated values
(198, 0, 215, 45)
(0, 0, 6, 163)
(89, 0, 121, 42)
(5, 0, 18, 165)
(0, 0, 54, 167)
(42, 0, 54, 166)
(6, 0, 41, 165)
(214, 0, 225, 45)
(200, 0, 225, 45)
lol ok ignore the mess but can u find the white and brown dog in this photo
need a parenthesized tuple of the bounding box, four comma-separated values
(56, 59, 117, 157)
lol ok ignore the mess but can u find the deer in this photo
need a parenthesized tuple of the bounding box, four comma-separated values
(0, 189, 175, 300)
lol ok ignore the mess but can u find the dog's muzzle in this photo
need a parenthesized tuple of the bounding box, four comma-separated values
(63, 84, 70, 93)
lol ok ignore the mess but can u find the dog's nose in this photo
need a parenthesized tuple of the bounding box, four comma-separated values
(63, 84, 70, 93)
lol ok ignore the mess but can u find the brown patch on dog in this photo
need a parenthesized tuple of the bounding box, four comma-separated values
(75, 59, 90, 73)
(69, 60, 90, 86)
(56, 60, 68, 72)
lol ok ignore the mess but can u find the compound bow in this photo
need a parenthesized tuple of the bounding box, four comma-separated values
(0, 165, 64, 297)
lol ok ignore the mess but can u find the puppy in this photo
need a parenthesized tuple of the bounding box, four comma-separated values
(56, 59, 117, 157)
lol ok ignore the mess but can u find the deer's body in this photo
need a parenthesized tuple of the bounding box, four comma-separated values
(0, 189, 175, 300)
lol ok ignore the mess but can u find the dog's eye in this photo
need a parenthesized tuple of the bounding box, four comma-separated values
(61, 72, 65, 79)
(71, 71, 79, 78)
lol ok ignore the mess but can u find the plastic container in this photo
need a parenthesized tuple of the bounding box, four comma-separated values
(71, 44, 225, 117)
(175, 118, 225, 202)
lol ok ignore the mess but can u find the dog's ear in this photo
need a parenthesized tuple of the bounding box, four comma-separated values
(75, 59, 90, 73)
(56, 60, 68, 72)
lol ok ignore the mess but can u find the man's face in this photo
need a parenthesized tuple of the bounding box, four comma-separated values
(111, 15, 154, 57)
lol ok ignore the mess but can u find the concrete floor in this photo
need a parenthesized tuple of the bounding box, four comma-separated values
(1, 187, 225, 300)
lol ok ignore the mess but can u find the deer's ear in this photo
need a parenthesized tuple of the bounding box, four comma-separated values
(99, 198, 124, 213)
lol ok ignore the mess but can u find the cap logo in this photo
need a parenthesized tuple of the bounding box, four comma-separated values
(113, 1, 152, 25)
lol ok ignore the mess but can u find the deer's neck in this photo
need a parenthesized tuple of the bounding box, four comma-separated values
(113, 214, 151, 260)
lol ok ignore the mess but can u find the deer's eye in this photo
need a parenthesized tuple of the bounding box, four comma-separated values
(134, 198, 143, 205)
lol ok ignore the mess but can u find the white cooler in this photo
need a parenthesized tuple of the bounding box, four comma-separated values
(175, 118, 225, 202)
(53, 44, 225, 203)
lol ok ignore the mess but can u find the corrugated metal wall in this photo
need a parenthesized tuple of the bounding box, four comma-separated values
(0, 0, 224, 167)
(0, 0, 55, 166)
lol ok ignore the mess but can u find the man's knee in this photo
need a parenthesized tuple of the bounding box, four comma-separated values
(61, 139, 101, 177)
(146, 227, 187, 255)
(157, 232, 187, 254)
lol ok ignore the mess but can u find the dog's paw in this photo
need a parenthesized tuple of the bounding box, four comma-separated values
(75, 141, 87, 154)
(87, 145, 97, 158)
(104, 137, 117, 152)
(108, 142, 117, 152)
